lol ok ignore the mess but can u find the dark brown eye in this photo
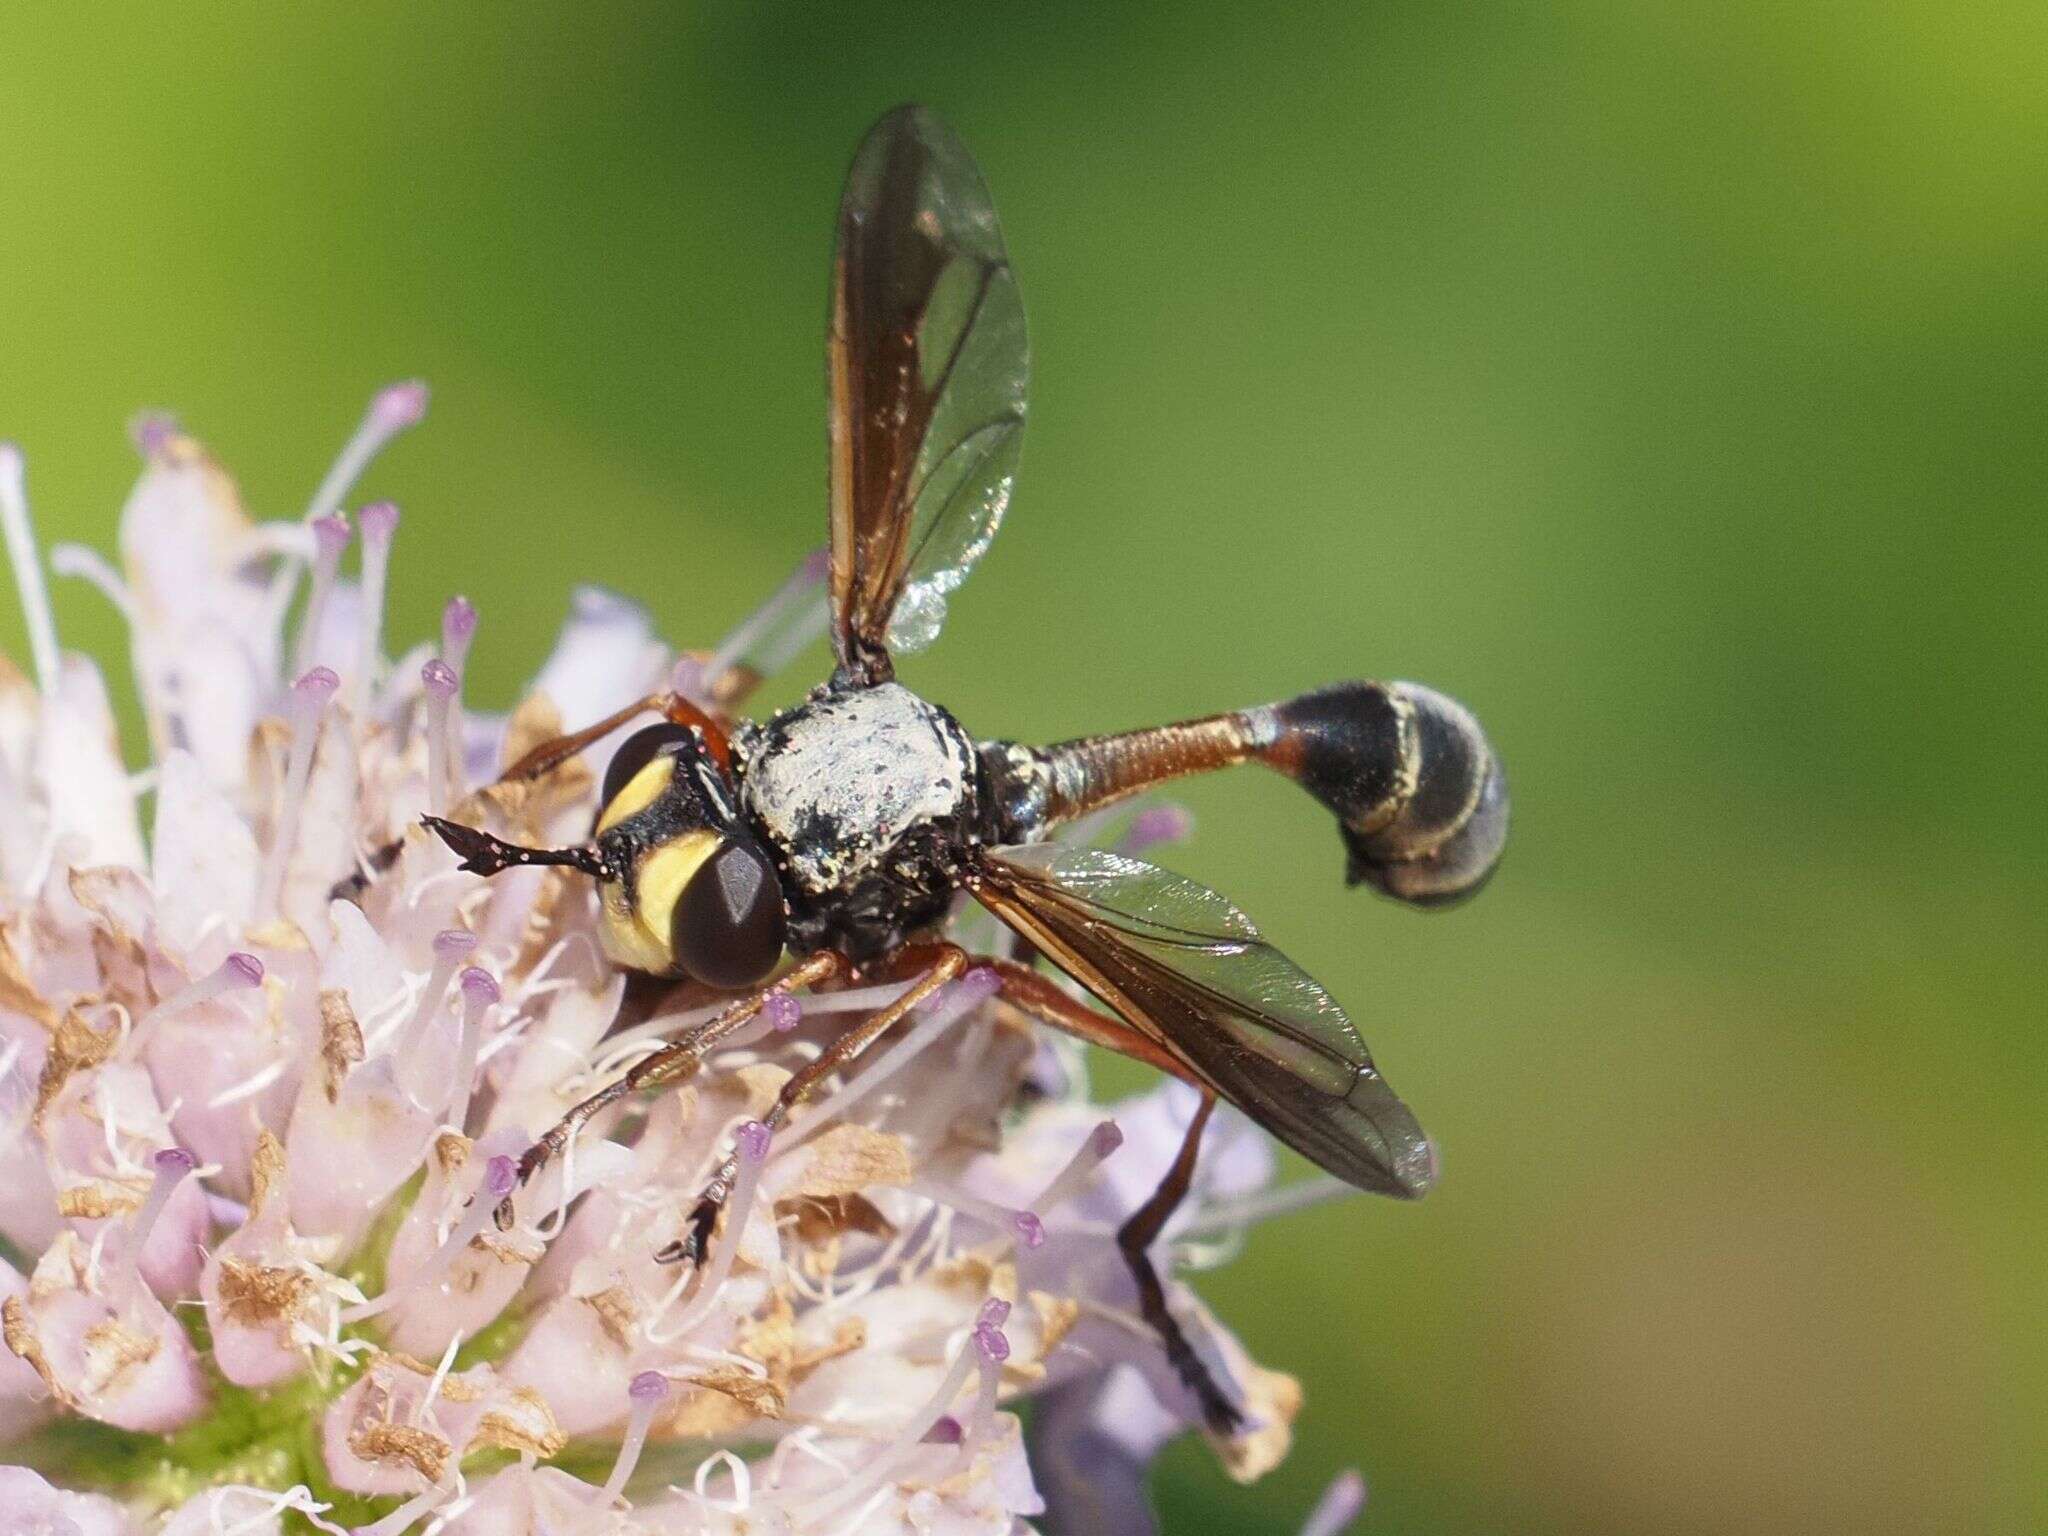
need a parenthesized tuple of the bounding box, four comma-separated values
(600, 723, 697, 810)
(671, 838, 787, 988)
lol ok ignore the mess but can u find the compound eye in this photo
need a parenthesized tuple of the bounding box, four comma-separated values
(671, 838, 787, 989)
(600, 723, 698, 810)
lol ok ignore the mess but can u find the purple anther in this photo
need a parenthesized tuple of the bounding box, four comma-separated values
(1012, 1210, 1046, 1249)
(1125, 805, 1195, 853)
(153, 1146, 197, 1175)
(421, 658, 459, 700)
(224, 952, 265, 988)
(442, 595, 478, 645)
(977, 1298, 1011, 1330)
(628, 1369, 671, 1403)
(1089, 1121, 1125, 1159)
(973, 1323, 1011, 1365)
(312, 512, 352, 559)
(358, 501, 400, 542)
(922, 1415, 964, 1445)
(371, 380, 430, 431)
(130, 414, 177, 457)
(483, 1155, 519, 1199)
(293, 666, 341, 702)
(735, 1119, 772, 1162)
(432, 929, 477, 959)
(764, 993, 802, 1033)
(459, 966, 501, 1006)
(956, 967, 1002, 1004)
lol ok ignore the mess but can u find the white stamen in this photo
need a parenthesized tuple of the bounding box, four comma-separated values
(395, 930, 475, 1110)
(353, 1484, 449, 1536)
(0, 443, 60, 695)
(445, 966, 498, 1131)
(130, 952, 264, 1054)
(206, 1058, 288, 1111)
(435, 600, 474, 804)
(420, 659, 458, 814)
(700, 547, 830, 694)
(959, 1301, 1011, 1448)
(1298, 1469, 1368, 1536)
(1175, 1172, 1353, 1241)
(339, 1154, 516, 1324)
(48, 542, 138, 625)
(110, 1146, 195, 1309)
(415, 1328, 465, 1425)
(439, 595, 477, 676)
(292, 512, 352, 678)
(305, 382, 428, 529)
(598, 1369, 672, 1506)
(1034, 1119, 1125, 1216)
(790, 1327, 982, 1520)
(643, 1120, 772, 1344)
(690, 1448, 752, 1514)
(353, 501, 399, 717)
(256, 668, 340, 919)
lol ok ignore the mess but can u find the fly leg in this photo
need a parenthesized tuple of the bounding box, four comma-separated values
(497, 690, 736, 782)
(1116, 1090, 1244, 1435)
(969, 957, 1197, 1085)
(493, 951, 845, 1224)
(657, 944, 967, 1264)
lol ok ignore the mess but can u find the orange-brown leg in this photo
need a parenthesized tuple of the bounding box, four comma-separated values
(971, 957, 1198, 1086)
(496, 951, 845, 1222)
(658, 945, 966, 1262)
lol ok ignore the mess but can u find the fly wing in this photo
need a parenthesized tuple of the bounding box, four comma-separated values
(969, 844, 1436, 1198)
(827, 105, 1028, 681)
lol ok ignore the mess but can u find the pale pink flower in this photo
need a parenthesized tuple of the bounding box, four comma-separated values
(0, 393, 1351, 1535)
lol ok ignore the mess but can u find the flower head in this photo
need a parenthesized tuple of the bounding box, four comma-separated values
(0, 391, 1349, 1533)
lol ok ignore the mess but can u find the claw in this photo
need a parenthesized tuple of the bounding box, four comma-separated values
(420, 814, 510, 875)
(655, 1196, 721, 1266)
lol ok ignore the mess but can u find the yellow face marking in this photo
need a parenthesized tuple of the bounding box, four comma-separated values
(595, 755, 677, 835)
(594, 828, 720, 974)
(598, 879, 672, 973)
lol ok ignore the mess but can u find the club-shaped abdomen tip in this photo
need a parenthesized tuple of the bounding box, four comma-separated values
(1350, 682, 1507, 908)
(1266, 680, 1507, 909)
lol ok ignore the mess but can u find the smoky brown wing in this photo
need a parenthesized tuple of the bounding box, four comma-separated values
(970, 845, 1436, 1198)
(827, 105, 1028, 679)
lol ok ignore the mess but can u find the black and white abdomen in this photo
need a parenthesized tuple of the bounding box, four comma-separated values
(737, 681, 989, 958)
(1260, 680, 1508, 907)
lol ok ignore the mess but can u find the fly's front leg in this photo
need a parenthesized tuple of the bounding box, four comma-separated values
(496, 951, 844, 1225)
(1116, 1091, 1244, 1435)
(500, 690, 735, 782)
(656, 943, 968, 1264)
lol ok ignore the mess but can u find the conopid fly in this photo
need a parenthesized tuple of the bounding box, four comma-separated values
(423, 105, 1508, 1431)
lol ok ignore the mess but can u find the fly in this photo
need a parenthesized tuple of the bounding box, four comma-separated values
(419, 105, 1508, 1433)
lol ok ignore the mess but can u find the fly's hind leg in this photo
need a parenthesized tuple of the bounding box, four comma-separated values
(1117, 1090, 1245, 1435)
(494, 951, 845, 1224)
(658, 943, 968, 1264)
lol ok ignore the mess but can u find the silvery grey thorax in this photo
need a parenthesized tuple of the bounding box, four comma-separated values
(736, 680, 991, 958)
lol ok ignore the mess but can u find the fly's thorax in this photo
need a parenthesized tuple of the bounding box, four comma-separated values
(591, 725, 786, 985)
(737, 681, 988, 955)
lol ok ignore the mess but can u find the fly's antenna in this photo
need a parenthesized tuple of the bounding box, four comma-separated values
(420, 816, 610, 881)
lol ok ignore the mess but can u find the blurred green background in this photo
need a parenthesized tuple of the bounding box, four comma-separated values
(3, 4, 2041, 1532)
